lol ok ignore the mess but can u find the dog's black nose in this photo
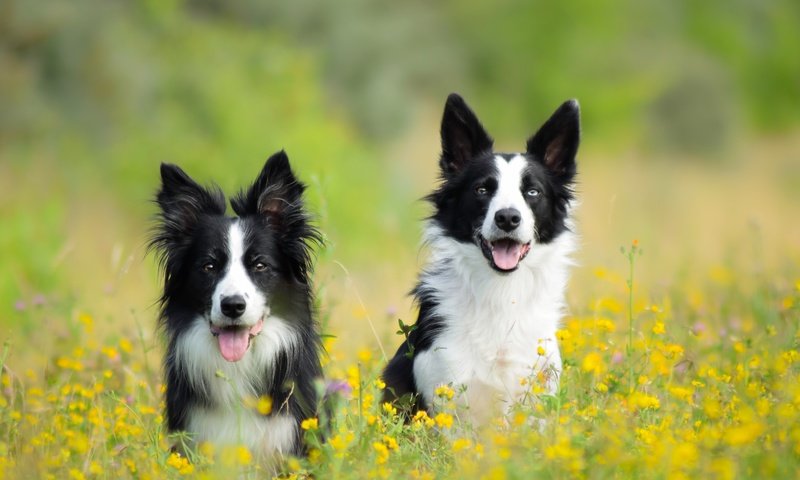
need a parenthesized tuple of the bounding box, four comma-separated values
(221, 295, 247, 319)
(494, 208, 521, 232)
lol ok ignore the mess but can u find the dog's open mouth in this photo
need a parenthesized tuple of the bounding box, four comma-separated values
(210, 317, 264, 362)
(479, 236, 532, 272)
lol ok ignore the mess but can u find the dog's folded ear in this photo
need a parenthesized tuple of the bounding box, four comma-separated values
(439, 93, 494, 177)
(155, 163, 226, 236)
(526, 100, 580, 181)
(232, 150, 305, 221)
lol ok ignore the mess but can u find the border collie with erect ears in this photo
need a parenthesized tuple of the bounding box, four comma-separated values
(382, 94, 580, 425)
(149, 151, 322, 463)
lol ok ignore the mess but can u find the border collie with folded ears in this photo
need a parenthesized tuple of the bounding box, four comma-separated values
(383, 94, 580, 425)
(149, 151, 322, 462)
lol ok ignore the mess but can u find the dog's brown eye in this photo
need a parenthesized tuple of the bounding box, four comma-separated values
(475, 186, 488, 196)
(253, 262, 268, 272)
(202, 262, 215, 273)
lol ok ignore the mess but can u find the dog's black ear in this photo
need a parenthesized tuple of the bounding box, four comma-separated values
(149, 163, 226, 271)
(232, 150, 305, 219)
(155, 163, 226, 235)
(439, 93, 493, 177)
(526, 100, 580, 180)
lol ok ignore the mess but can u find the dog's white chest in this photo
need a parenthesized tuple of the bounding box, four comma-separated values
(414, 295, 561, 422)
(187, 409, 296, 459)
(411, 231, 573, 424)
(175, 316, 301, 457)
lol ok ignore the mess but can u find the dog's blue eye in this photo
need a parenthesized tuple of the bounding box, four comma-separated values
(253, 262, 268, 272)
(475, 186, 488, 196)
(526, 188, 540, 198)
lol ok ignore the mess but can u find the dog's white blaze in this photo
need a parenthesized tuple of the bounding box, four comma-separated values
(481, 155, 535, 243)
(174, 315, 299, 453)
(211, 221, 268, 326)
(415, 220, 576, 425)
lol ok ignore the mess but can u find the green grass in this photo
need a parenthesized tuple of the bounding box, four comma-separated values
(0, 238, 798, 479)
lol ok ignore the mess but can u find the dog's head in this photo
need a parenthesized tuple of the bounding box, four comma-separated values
(430, 93, 580, 273)
(150, 151, 318, 362)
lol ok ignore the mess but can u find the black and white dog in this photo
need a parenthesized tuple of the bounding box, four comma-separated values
(383, 94, 580, 425)
(149, 151, 322, 460)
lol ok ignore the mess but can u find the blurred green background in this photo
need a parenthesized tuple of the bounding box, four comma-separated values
(1, 0, 799, 356)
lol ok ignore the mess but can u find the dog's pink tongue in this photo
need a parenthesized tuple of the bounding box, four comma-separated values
(217, 329, 250, 362)
(492, 240, 522, 270)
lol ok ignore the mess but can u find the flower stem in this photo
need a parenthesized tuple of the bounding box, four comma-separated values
(626, 241, 638, 392)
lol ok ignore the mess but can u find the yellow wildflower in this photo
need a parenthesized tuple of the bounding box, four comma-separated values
(725, 422, 765, 446)
(77, 313, 94, 333)
(301, 418, 319, 431)
(357, 348, 373, 364)
(382, 402, 397, 416)
(556, 329, 572, 342)
(235, 446, 252, 466)
(256, 395, 273, 415)
(382, 435, 399, 450)
(412, 410, 435, 428)
(101, 346, 119, 360)
(166, 452, 194, 475)
(68, 468, 86, 480)
(669, 386, 694, 404)
(308, 448, 321, 464)
(373, 442, 389, 464)
(452, 438, 472, 452)
(629, 392, 661, 411)
(435, 384, 455, 400)
(482, 466, 507, 480)
(434, 412, 454, 429)
(328, 432, 354, 453)
(582, 352, 605, 375)
(119, 337, 134, 353)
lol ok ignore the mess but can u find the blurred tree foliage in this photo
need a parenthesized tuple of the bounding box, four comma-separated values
(2, 0, 798, 151)
(445, 0, 800, 152)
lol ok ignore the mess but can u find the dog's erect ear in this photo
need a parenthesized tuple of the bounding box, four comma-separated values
(232, 150, 304, 219)
(439, 93, 494, 177)
(150, 163, 225, 267)
(156, 163, 226, 234)
(526, 100, 580, 179)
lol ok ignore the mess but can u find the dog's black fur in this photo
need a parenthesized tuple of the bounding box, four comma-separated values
(382, 94, 580, 415)
(149, 151, 322, 456)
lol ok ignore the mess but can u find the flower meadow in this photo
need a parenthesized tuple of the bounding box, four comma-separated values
(1, 243, 799, 480)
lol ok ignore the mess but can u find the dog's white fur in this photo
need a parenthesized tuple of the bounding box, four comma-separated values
(481, 156, 537, 245)
(172, 221, 300, 457)
(413, 156, 577, 425)
(210, 222, 268, 330)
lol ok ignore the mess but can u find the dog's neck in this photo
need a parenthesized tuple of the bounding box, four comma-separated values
(422, 221, 576, 308)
